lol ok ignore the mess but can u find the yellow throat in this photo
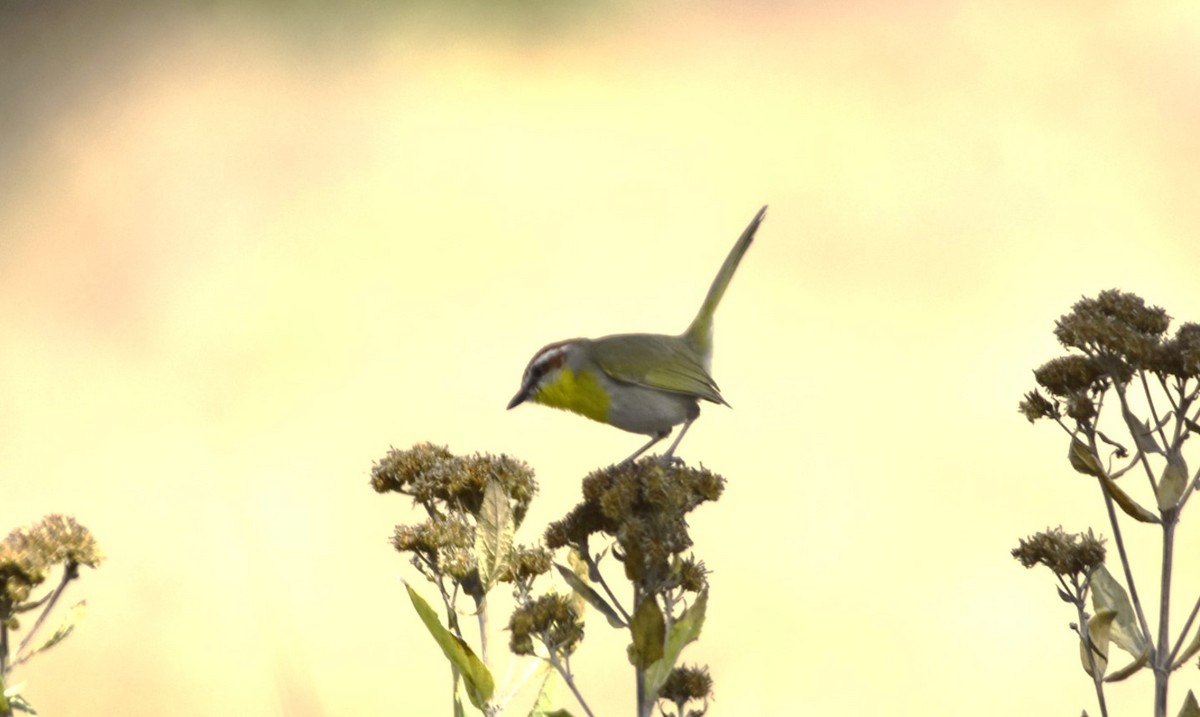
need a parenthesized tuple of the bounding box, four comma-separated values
(532, 367, 611, 424)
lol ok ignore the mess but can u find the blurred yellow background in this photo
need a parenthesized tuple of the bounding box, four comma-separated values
(3, 1, 1200, 714)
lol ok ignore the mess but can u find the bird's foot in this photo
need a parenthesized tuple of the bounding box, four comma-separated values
(655, 453, 685, 467)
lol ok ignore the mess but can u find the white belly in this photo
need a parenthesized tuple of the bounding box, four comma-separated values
(601, 379, 699, 436)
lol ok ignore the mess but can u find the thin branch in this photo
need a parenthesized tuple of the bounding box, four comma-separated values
(476, 594, 489, 667)
(586, 552, 631, 624)
(1072, 575, 1110, 717)
(1110, 382, 1160, 493)
(1096, 479, 1155, 653)
(1139, 371, 1170, 446)
(1, 614, 8, 677)
(1154, 518, 1178, 717)
(1168, 592, 1200, 667)
(545, 647, 596, 717)
(13, 561, 77, 664)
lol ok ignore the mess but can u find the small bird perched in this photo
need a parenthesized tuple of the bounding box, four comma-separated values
(507, 206, 767, 464)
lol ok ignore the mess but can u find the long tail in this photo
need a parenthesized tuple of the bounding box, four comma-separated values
(683, 205, 767, 359)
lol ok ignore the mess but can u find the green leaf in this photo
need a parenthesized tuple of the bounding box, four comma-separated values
(644, 589, 709, 702)
(1179, 691, 1200, 717)
(1100, 474, 1159, 524)
(526, 666, 575, 717)
(1080, 609, 1115, 678)
(9, 694, 37, 715)
(1157, 452, 1189, 511)
(1171, 624, 1200, 671)
(2, 682, 36, 716)
(1104, 645, 1150, 682)
(1070, 438, 1106, 478)
(628, 596, 665, 670)
(555, 563, 625, 628)
(475, 479, 515, 592)
(1122, 406, 1163, 455)
(526, 662, 569, 717)
(23, 601, 86, 662)
(404, 582, 495, 710)
(1090, 564, 1147, 656)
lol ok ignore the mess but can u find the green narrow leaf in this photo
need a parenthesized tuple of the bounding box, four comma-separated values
(555, 563, 625, 628)
(526, 662, 557, 717)
(1179, 691, 1200, 717)
(475, 479, 515, 592)
(1157, 452, 1189, 511)
(644, 589, 709, 701)
(1122, 406, 1163, 455)
(405, 582, 495, 710)
(526, 663, 576, 717)
(1104, 646, 1150, 682)
(1171, 624, 1200, 671)
(1080, 609, 1115, 678)
(1090, 564, 1146, 656)
(1070, 438, 1106, 478)
(25, 601, 86, 661)
(1100, 474, 1159, 524)
(628, 596, 666, 670)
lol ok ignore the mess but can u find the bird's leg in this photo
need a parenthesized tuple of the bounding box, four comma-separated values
(659, 416, 696, 464)
(620, 430, 669, 466)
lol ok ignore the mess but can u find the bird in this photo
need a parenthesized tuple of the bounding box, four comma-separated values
(507, 205, 767, 464)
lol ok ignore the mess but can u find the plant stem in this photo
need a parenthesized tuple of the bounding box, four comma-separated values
(546, 650, 596, 717)
(1097, 481, 1155, 651)
(13, 561, 76, 664)
(1168, 593, 1200, 667)
(451, 664, 464, 717)
(586, 552, 631, 623)
(633, 585, 652, 717)
(477, 594, 489, 667)
(0, 617, 8, 677)
(1073, 582, 1110, 717)
(1154, 515, 1177, 717)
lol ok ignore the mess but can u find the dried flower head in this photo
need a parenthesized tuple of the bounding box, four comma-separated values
(507, 593, 584, 656)
(392, 515, 475, 579)
(499, 544, 553, 585)
(371, 443, 537, 526)
(1149, 322, 1200, 379)
(1, 515, 102, 612)
(1053, 290, 1169, 368)
(1018, 389, 1059, 424)
(544, 460, 724, 593)
(675, 556, 710, 594)
(1033, 356, 1104, 397)
(1012, 527, 1106, 578)
(376, 444, 543, 596)
(659, 664, 714, 716)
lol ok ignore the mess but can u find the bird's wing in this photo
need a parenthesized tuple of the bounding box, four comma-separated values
(588, 334, 727, 405)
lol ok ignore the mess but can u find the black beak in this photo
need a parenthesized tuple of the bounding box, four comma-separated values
(507, 386, 529, 410)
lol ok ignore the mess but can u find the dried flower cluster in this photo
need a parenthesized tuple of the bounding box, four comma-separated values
(1020, 290, 1200, 424)
(373, 443, 550, 597)
(545, 459, 723, 595)
(1012, 527, 1106, 578)
(371, 442, 537, 524)
(1, 515, 103, 612)
(659, 664, 714, 717)
(507, 593, 584, 657)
